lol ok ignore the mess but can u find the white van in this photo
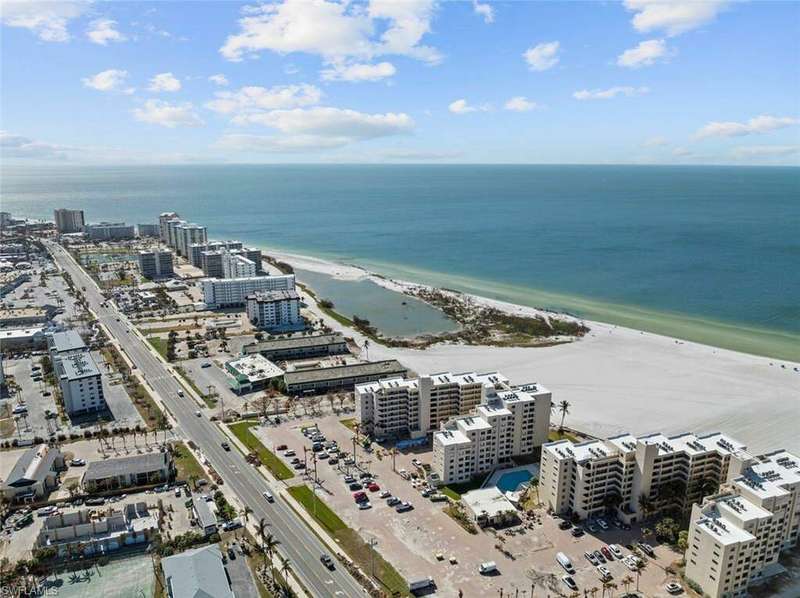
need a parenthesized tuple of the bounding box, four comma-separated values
(479, 561, 498, 575)
(556, 552, 575, 574)
(263, 491, 274, 502)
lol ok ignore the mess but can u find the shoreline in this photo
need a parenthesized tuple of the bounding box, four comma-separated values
(255, 245, 799, 455)
(261, 245, 799, 364)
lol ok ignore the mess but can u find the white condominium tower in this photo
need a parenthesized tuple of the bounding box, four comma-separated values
(356, 371, 514, 439)
(432, 384, 552, 485)
(685, 449, 800, 598)
(539, 431, 747, 523)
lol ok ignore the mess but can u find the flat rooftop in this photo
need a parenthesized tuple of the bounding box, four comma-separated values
(356, 377, 419, 393)
(48, 330, 86, 354)
(57, 352, 100, 380)
(462, 487, 517, 518)
(733, 449, 800, 500)
(243, 332, 347, 354)
(426, 371, 509, 388)
(227, 354, 284, 382)
(434, 428, 471, 447)
(248, 289, 300, 302)
(284, 359, 407, 385)
(83, 451, 170, 482)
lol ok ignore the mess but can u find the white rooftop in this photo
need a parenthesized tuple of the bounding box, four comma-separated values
(733, 450, 800, 500)
(462, 487, 517, 519)
(355, 377, 418, 393)
(227, 354, 284, 382)
(434, 429, 471, 447)
(456, 416, 492, 433)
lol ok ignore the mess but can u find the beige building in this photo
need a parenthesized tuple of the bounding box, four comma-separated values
(432, 384, 551, 485)
(1, 445, 64, 503)
(539, 431, 747, 523)
(685, 449, 800, 598)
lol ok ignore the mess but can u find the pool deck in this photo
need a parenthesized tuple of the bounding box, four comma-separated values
(483, 464, 539, 504)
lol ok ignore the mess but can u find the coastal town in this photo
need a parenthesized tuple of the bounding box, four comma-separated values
(0, 208, 797, 598)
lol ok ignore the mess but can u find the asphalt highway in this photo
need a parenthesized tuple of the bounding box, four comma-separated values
(47, 240, 365, 598)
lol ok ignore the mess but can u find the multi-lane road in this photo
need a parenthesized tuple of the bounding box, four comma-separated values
(47, 241, 365, 598)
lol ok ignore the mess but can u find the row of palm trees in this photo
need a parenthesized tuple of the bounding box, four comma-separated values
(242, 510, 293, 597)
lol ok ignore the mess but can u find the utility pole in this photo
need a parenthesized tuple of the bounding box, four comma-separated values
(352, 435, 358, 470)
(367, 537, 378, 579)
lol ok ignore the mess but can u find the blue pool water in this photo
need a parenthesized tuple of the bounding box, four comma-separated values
(495, 470, 534, 493)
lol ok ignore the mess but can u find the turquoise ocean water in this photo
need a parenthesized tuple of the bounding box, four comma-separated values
(2, 164, 798, 360)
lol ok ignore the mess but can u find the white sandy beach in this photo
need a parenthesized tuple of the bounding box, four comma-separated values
(267, 249, 800, 455)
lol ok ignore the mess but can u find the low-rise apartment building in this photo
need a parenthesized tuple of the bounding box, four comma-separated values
(81, 451, 174, 492)
(201, 274, 295, 309)
(685, 449, 800, 598)
(242, 332, 349, 361)
(539, 431, 747, 523)
(85, 222, 136, 241)
(284, 359, 407, 395)
(432, 384, 551, 485)
(245, 289, 302, 331)
(225, 354, 284, 394)
(1, 446, 64, 502)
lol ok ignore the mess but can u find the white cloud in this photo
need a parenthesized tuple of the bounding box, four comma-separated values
(472, 0, 494, 24)
(86, 18, 126, 45)
(448, 99, 491, 114)
(623, 0, 728, 37)
(617, 39, 669, 68)
(573, 86, 650, 100)
(148, 72, 182, 92)
(208, 74, 229, 86)
(672, 147, 693, 157)
(732, 145, 800, 158)
(0, 0, 88, 42)
(0, 131, 75, 160)
(81, 69, 133, 93)
(320, 61, 396, 82)
(233, 106, 414, 140)
(695, 115, 799, 139)
(132, 100, 203, 128)
(523, 41, 559, 71)
(206, 84, 322, 115)
(642, 136, 669, 147)
(220, 0, 440, 67)
(504, 96, 539, 112)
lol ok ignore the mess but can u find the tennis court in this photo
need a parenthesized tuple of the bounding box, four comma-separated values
(37, 553, 156, 598)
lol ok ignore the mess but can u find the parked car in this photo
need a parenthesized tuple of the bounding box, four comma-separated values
(562, 576, 578, 591)
(556, 552, 575, 574)
(665, 582, 683, 594)
(387, 497, 401, 507)
(328, 458, 339, 465)
(558, 520, 572, 530)
(70, 458, 86, 466)
(368, 483, 380, 492)
(285, 449, 296, 457)
(349, 482, 363, 491)
(594, 550, 606, 563)
(293, 462, 306, 470)
(358, 502, 372, 510)
(571, 526, 584, 537)
(608, 544, 624, 559)
(379, 490, 391, 498)
(601, 546, 613, 561)
(584, 551, 598, 566)
(276, 444, 288, 451)
(596, 518, 609, 530)
(85, 497, 105, 506)
(597, 565, 611, 581)
(223, 519, 243, 531)
(395, 502, 414, 513)
(637, 542, 656, 557)
(318, 452, 329, 460)
(479, 561, 497, 575)
(353, 491, 368, 503)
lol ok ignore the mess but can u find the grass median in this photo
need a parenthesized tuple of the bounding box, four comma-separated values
(228, 421, 293, 481)
(173, 441, 205, 483)
(146, 336, 169, 359)
(287, 485, 409, 597)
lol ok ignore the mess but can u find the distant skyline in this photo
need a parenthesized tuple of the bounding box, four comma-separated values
(2, 0, 799, 165)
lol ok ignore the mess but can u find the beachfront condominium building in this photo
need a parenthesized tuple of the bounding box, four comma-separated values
(356, 371, 525, 439)
(159, 212, 180, 243)
(222, 252, 256, 278)
(85, 222, 136, 241)
(175, 223, 207, 257)
(539, 431, 747, 523)
(138, 250, 174, 279)
(166, 218, 186, 249)
(189, 240, 243, 268)
(53, 209, 85, 233)
(201, 274, 295, 309)
(245, 289, 302, 331)
(684, 449, 800, 598)
(432, 384, 552, 485)
(137, 223, 160, 238)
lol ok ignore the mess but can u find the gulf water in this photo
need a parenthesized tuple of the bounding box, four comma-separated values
(2, 164, 798, 360)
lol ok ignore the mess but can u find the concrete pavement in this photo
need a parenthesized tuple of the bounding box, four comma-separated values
(46, 240, 367, 598)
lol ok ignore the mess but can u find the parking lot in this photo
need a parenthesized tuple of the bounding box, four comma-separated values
(253, 414, 686, 597)
(181, 357, 248, 415)
(1, 357, 62, 439)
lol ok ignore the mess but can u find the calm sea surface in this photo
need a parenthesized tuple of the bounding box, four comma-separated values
(2, 164, 798, 359)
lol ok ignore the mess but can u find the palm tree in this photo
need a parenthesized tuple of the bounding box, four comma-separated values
(241, 506, 253, 523)
(363, 339, 370, 360)
(278, 555, 292, 593)
(620, 575, 634, 594)
(633, 558, 647, 591)
(557, 400, 570, 432)
(263, 533, 281, 586)
(601, 579, 613, 598)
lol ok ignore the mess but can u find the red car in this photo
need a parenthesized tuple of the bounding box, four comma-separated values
(368, 483, 380, 492)
(601, 546, 614, 561)
(276, 444, 288, 451)
(353, 491, 368, 503)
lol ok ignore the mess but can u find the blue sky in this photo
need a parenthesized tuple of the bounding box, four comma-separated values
(2, 0, 799, 164)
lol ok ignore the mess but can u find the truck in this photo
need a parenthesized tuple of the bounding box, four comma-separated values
(409, 577, 435, 593)
(479, 561, 498, 575)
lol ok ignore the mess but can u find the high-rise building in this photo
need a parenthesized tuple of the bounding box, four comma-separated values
(201, 274, 295, 309)
(138, 250, 174, 279)
(54, 209, 85, 234)
(175, 223, 207, 257)
(137, 224, 160, 238)
(539, 431, 747, 523)
(685, 449, 800, 598)
(431, 383, 552, 485)
(245, 290, 302, 330)
(222, 252, 256, 278)
(47, 330, 106, 415)
(159, 212, 180, 244)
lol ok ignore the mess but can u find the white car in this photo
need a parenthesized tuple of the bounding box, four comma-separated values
(623, 555, 642, 571)
(665, 582, 683, 594)
(596, 518, 609, 530)
(358, 501, 372, 510)
(608, 544, 624, 559)
(379, 490, 391, 498)
(596, 565, 612, 580)
(195, 410, 202, 417)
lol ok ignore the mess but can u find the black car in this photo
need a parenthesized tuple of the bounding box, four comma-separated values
(221, 442, 231, 451)
(227, 547, 236, 560)
(320, 554, 335, 570)
(559, 520, 573, 530)
(571, 526, 585, 537)
(349, 482, 363, 491)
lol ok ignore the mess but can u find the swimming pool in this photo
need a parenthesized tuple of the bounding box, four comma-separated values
(495, 469, 533, 493)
